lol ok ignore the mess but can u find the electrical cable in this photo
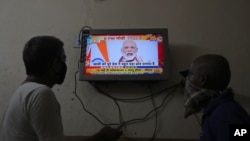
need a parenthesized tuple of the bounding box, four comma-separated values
(89, 82, 181, 102)
(78, 26, 92, 45)
(75, 25, 124, 126)
(88, 82, 181, 128)
(74, 69, 181, 140)
(120, 85, 179, 127)
(87, 83, 124, 126)
(89, 82, 180, 127)
(117, 84, 179, 141)
(91, 83, 180, 141)
(148, 84, 158, 141)
(73, 71, 120, 126)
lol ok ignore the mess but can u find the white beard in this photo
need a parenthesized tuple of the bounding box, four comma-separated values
(122, 52, 137, 61)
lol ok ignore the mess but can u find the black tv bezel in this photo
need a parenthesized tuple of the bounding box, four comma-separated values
(79, 28, 169, 81)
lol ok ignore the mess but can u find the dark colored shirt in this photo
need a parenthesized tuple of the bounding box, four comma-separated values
(200, 91, 250, 141)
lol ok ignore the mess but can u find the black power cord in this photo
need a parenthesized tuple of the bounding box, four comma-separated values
(78, 26, 92, 46)
(74, 71, 120, 126)
(148, 84, 158, 141)
(88, 81, 181, 141)
(74, 68, 181, 140)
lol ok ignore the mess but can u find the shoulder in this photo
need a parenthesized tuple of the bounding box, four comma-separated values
(20, 82, 52, 93)
(209, 100, 250, 124)
(21, 82, 57, 106)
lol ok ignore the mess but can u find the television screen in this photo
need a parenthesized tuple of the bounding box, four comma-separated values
(79, 28, 169, 81)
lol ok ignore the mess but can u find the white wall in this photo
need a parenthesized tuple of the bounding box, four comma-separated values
(1, 0, 250, 140)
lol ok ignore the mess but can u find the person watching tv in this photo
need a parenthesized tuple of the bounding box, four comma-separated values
(0, 36, 122, 141)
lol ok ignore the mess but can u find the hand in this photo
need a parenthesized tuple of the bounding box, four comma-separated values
(135, 56, 143, 62)
(93, 126, 122, 141)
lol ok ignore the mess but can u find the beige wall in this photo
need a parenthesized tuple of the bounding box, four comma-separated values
(0, 0, 250, 140)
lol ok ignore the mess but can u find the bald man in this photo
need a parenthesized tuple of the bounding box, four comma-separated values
(118, 40, 143, 63)
(181, 54, 250, 141)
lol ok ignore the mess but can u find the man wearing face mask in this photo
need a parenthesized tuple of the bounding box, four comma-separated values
(181, 54, 250, 141)
(0, 36, 122, 141)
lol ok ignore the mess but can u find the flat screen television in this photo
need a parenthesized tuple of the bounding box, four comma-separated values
(79, 28, 169, 81)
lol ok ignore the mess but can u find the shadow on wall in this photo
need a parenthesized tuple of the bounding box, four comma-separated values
(168, 44, 217, 76)
(168, 44, 221, 80)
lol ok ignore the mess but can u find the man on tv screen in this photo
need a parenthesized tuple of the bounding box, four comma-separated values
(118, 40, 143, 63)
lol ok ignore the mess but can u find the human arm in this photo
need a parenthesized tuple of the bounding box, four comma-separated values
(26, 87, 64, 141)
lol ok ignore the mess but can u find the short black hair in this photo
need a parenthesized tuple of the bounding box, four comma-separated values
(23, 36, 64, 76)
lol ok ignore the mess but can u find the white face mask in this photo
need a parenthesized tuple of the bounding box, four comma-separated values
(184, 78, 219, 118)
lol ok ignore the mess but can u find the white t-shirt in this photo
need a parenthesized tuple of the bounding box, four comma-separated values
(0, 82, 64, 141)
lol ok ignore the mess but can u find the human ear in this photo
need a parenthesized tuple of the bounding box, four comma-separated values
(189, 74, 207, 87)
